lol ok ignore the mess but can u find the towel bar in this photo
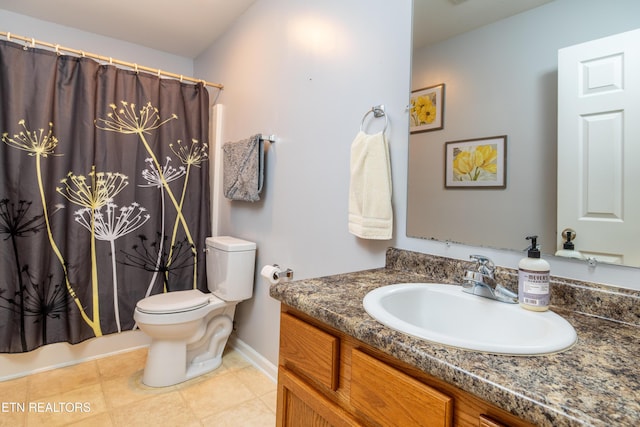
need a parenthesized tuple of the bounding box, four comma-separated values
(259, 134, 276, 143)
(360, 105, 388, 133)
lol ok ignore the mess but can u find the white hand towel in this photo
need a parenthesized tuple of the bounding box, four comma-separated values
(348, 131, 393, 240)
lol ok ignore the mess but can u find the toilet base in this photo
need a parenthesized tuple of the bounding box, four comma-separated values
(141, 314, 234, 387)
(143, 339, 188, 387)
(185, 354, 223, 381)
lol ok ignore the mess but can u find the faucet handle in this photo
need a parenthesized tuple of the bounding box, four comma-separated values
(469, 255, 495, 277)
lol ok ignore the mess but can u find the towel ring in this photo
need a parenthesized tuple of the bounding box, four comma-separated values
(360, 105, 388, 133)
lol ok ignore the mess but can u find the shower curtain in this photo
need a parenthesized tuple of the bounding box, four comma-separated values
(0, 40, 211, 353)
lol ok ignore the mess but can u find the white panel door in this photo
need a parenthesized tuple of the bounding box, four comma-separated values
(557, 28, 640, 266)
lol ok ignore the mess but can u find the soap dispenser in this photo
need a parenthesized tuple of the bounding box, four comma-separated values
(518, 235, 550, 312)
(554, 228, 585, 260)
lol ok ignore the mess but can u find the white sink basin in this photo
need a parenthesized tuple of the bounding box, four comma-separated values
(363, 283, 577, 355)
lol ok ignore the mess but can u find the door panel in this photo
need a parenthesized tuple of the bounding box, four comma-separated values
(557, 28, 640, 265)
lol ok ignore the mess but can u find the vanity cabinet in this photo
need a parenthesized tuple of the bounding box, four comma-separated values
(276, 307, 534, 427)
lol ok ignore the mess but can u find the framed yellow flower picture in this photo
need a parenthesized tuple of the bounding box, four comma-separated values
(410, 84, 444, 133)
(445, 136, 507, 189)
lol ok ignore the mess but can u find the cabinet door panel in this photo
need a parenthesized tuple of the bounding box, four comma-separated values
(277, 367, 363, 427)
(280, 312, 340, 390)
(350, 349, 453, 427)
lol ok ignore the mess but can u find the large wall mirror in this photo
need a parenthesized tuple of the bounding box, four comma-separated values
(408, 0, 640, 267)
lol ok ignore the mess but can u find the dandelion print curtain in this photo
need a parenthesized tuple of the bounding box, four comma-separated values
(0, 40, 211, 353)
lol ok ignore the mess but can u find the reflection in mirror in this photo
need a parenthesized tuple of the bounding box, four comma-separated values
(407, 0, 640, 267)
(557, 27, 640, 267)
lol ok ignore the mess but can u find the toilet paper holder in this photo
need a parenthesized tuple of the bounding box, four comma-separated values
(270, 264, 294, 280)
(261, 264, 294, 284)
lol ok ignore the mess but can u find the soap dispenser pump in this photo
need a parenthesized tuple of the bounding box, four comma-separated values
(518, 235, 550, 312)
(554, 228, 585, 260)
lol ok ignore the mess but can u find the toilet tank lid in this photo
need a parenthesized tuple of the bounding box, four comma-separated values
(207, 236, 256, 252)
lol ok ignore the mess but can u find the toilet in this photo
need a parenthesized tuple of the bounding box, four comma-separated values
(133, 236, 256, 387)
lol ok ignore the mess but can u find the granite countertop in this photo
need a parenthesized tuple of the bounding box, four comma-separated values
(269, 248, 640, 427)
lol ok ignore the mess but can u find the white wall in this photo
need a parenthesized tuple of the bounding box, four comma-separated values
(195, 0, 413, 365)
(0, 9, 193, 76)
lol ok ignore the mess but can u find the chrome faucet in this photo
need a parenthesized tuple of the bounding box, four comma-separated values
(462, 255, 518, 303)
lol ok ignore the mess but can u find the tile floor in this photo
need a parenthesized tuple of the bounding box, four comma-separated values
(0, 347, 277, 427)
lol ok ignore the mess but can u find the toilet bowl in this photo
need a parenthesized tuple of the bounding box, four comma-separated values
(133, 236, 256, 387)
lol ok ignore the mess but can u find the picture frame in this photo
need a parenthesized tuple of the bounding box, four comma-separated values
(444, 135, 507, 189)
(410, 83, 445, 133)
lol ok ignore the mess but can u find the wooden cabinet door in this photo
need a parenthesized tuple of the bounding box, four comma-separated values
(277, 367, 363, 427)
(280, 312, 340, 390)
(277, 308, 533, 427)
(350, 349, 453, 427)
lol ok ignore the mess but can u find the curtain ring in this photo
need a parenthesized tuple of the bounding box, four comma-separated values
(157, 69, 162, 77)
(6, 32, 10, 41)
(31, 38, 35, 48)
(180, 75, 184, 82)
(109, 57, 113, 65)
(80, 51, 85, 57)
(134, 63, 139, 74)
(55, 44, 60, 55)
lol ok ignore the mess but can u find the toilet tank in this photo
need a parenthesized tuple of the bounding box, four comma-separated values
(206, 236, 256, 301)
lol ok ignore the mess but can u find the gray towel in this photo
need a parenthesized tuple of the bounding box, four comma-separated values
(222, 134, 264, 202)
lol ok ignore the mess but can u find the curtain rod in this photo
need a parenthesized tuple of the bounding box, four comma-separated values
(0, 31, 224, 90)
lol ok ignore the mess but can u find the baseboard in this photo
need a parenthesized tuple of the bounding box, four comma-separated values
(228, 335, 278, 383)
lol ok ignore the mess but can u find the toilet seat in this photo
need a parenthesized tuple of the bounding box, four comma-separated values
(136, 289, 214, 314)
